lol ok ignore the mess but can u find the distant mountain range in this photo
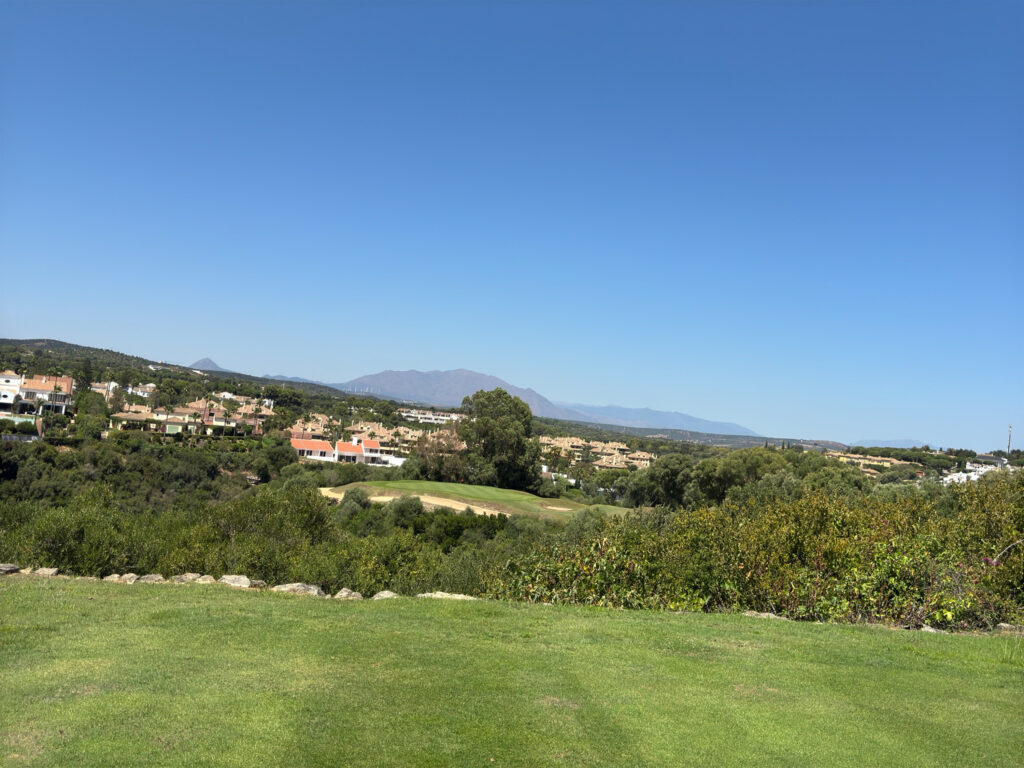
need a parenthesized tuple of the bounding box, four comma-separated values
(322, 368, 759, 436)
(335, 369, 586, 421)
(555, 403, 758, 436)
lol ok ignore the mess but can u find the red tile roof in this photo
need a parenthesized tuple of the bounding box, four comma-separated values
(290, 438, 334, 454)
(336, 442, 364, 455)
(361, 439, 380, 450)
(21, 376, 74, 393)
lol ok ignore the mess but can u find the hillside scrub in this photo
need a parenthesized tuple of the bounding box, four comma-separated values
(2, 463, 1021, 628)
(492, 473, 1024, 629)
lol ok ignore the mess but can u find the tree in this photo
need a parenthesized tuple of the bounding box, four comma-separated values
(457, 388, 541, 492)
(108, 388, 126, 415)
(74, 390, 108, 419)
(75, 358, 95, 393)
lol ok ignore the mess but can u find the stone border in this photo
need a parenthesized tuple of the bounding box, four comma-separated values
(0, 563, 478, 602)
(5, 564, 1014, 626)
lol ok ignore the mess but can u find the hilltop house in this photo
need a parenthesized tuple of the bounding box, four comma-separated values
(288, 435, 405, 467)
(17, 376, 75, 415)
(398, 408, 464, 425)
(289, 413, 335, 440)
(290, 438, 336, 462)
(335, 436, 392, 465)
(127, 383, 156, 398)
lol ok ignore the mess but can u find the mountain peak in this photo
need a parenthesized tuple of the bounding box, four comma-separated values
(190, 357, 229, 372)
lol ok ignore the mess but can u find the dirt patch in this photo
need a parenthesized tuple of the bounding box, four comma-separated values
(5, 728, 45, 762)
(538, 695, 580, 710)
(543, 506, 571, 511)
(410, 495, 501, 516)
(715, 639, 765, 652)
(321, 487, 502, 516)
(731, 684, 779, 697)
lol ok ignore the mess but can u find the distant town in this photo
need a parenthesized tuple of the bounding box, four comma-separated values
(1, 366, 1015, 488)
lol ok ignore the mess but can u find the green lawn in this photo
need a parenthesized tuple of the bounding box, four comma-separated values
(322, 479, 623, 520)
(2, 576, 1021, 767)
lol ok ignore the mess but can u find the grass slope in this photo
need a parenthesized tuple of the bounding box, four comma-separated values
(323, 480, 622, 520)
(2, 576, 1022, 767)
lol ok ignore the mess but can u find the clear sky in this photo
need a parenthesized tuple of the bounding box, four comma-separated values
(1, 1, 1021, 450)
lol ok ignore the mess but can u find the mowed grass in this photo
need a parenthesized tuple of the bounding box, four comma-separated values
(323, 479, 623, 520)
(2, 577, 1022, 767)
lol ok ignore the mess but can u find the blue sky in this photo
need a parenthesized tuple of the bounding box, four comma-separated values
(1, 1, 1021, 450)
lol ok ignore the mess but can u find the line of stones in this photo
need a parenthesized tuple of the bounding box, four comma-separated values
(0, 563, 476, 602)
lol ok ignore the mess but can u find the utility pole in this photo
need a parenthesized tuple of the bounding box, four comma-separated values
(1009, 424, 1013, 454)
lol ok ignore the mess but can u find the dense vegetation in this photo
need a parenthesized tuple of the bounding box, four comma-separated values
(2, 431, 1021, 629)
(1, 340, 1021, 631)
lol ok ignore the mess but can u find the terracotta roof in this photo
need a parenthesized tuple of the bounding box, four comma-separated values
(290, 438, 334, 453)
(21, 376, 74, 393)
(361, 439, 380, 450)
(112, 412, 149, 421)
(336, 442, 364, 455)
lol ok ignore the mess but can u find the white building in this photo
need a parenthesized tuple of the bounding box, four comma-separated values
(398, 408, 463, 425)
(128, 383, 156, 398)
(18, 376, 75, 415)
(0, 371, 21, 413)
(290, 438, 336, 462)
(942, 462, 1003, 485)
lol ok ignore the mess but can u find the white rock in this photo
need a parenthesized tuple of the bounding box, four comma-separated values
(137, 574, 166, 583)
(333, 588, 363, 600)
(219, 575, 251, 588)
(34, 567, 58, 577)
(103, 574, 121, 582)
(172, 573, 201, 583)
(19, 568, 33, 574)
(742, 610, 788, 620)
(920, 625, 946, 633)
(195, 575, 217, 584)
(372, 590, 400, 600)
(996, 623, 1022, 634)
(416, 591, 478, 601)
(271, 583, 325, 597)
(0, 563, 20, 575)
(121, 573, 139, 584)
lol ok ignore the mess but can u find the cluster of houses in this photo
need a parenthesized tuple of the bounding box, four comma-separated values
(397, 408, 464, 425)
(0, 372, 77, 415)
(824, 451, 918, 476)
(538, 435, 656, 470)
(0, 371, 170, 420)
(289, 416, 435, 452)
(942, 457, 1012, 485)
(289, 423, 659, 473)
(826, 449, 1015, 482)
(288, 416, 470, 467)
(109, 396, 275, 436)
(290, 436, 405, 467)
